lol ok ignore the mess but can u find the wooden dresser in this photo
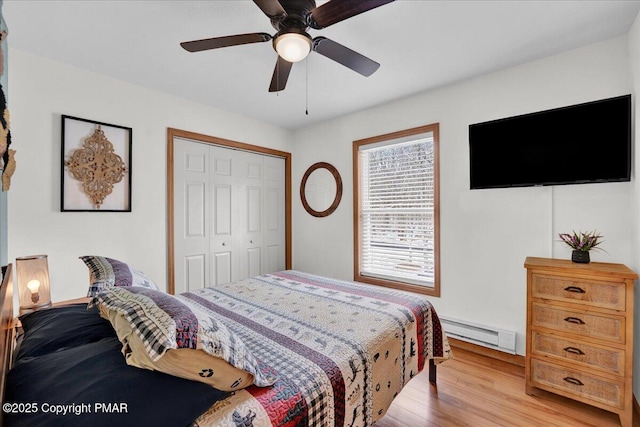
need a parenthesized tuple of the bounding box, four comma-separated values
(525, 257, 637, 427)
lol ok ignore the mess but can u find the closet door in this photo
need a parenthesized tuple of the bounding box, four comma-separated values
(209, 145, 236, 286)
(235, 150, 264, 280)
(174, 139, 286, 293)
(174, 138, 210, 294)
(263, 155, 286, 273)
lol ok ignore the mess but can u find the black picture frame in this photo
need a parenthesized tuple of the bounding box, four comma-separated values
(61, 115, 132, 212)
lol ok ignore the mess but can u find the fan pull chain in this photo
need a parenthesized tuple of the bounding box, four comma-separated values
(305, 57, 309, 115)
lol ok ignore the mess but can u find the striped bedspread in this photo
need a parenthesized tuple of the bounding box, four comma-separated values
(178, 271, 452, 427)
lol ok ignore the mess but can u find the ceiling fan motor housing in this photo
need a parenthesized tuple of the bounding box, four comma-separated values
(270, 0, 317, 31)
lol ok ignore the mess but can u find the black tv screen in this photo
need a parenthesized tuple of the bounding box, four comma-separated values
(469, 94, 631, 189)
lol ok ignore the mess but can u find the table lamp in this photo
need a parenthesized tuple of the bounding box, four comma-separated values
(16, 255, 52, 314)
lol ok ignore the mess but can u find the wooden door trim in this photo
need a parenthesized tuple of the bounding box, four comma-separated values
(167, 128, 292, 295)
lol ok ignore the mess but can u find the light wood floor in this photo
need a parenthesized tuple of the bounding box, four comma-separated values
(375, 345, 638, 427)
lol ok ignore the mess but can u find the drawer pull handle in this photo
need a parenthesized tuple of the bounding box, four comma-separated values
(564, 317, 585, 325)
(563, 346, 585, 355)
(564, 286, 585, 294)
(563, 377, 584, 386)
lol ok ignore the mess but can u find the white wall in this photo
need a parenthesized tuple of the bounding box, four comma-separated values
(7, 49, 293, 303)
(628, 7, 640, 404)
(292, 35, 634, 356)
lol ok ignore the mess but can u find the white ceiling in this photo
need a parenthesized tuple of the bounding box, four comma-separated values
(4, 1, 640, 130)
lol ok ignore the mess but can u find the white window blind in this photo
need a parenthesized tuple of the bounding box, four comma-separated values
(358, 134, 435, 287)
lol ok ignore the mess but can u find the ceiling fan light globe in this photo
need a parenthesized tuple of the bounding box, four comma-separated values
(275, 33, 312, 63)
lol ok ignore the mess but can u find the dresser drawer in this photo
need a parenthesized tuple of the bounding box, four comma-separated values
(531, 303, 625, 344)
(531, 274, 625, 310)
(531, 331, 624, 375)
(531, 359, 624, 409)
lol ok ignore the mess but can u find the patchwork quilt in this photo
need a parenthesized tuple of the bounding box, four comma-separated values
(179, 271, 452, 427)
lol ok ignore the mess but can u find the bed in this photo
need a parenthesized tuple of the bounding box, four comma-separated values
(1, 265, 451, 427)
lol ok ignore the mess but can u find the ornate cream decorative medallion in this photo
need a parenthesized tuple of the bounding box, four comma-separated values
(65, 126, 127, 209)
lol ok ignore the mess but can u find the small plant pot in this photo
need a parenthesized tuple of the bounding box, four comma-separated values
(571, 250, 590, 264)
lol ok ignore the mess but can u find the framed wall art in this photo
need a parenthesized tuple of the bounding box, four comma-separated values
(61, 115, 132, 212)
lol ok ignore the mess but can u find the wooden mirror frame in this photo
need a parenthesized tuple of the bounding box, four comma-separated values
(300, 162, 343, 217)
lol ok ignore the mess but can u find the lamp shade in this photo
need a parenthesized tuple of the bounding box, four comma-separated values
(274, 32, 312, 63)
(16, 255, 52, 314)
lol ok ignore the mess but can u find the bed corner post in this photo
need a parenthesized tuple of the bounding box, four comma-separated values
(428, 359, 437, 384)
(1, 263, 14, 413)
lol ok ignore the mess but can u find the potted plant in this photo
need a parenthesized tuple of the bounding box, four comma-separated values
(558, 230, 604, 263)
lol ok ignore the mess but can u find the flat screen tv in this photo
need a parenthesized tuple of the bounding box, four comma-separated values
(469, 94, 631, 189)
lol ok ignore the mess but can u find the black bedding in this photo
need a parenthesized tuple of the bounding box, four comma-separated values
(4, 304, 227, 427)
(15, 303, 115, 360)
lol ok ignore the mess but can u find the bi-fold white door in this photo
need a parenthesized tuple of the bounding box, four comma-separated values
(173, 137, 285, 293)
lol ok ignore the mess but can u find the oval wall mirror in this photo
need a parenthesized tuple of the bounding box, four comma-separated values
(300, 162, 343, 217)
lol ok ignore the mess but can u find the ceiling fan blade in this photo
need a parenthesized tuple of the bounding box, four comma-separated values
(269, 56, 293, 92)
(253, 0, 286, 18)
(308, 0, 395, 29)
(312, 37, 380, 77)
(180, 33, 272, 52)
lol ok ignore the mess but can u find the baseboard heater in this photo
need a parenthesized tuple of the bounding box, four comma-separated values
(440, 316, 516, 354)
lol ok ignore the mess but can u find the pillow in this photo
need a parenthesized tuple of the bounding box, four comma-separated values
(15, 303, 116, 361)
(5, 337, 228, 427)
(103, 305, 254, 391)
(90, 286, 277, 390)
(80, 255, 160, 297)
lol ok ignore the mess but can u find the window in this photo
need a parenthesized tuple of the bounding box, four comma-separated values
(353, 124, 439, 296)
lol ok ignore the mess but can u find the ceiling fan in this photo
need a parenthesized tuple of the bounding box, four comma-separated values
(180, 0, 395, 92)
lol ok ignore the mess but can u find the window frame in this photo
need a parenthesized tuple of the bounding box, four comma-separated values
(352, 123, 440, 297)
